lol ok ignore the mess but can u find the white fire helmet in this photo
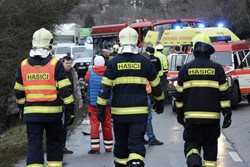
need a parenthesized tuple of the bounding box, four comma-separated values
(119, 26, 138, 46)
(32, 28, 53, 49)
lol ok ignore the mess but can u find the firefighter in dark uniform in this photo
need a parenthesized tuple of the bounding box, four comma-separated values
(14, 28, 74, 167)
(96, 26, 164, 167)
(175, 34, 232, 167)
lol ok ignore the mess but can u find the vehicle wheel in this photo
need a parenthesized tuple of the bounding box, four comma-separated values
(230, 84, 239, 109)
(247, 95, 250, 104)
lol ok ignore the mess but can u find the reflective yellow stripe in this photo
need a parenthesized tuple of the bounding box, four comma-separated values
(21, 59, 27, 66)
(176, 84, 183, 93)
(27, 164, 44, 167)
(47, 161, 63, 167)
(24, 85, 56, 90)
(101, 77, 113, 86)
(154, 93, 164, 101)
(185, 112, 220, 119)
(219, 82, 229, 91)
(183, 80, 219, 89)
(186, 148, 200, 158)
(111, 107, 148, 115)
(26, 94, 57, 99)
(113, 76, 147, 86)
(14, 82, 25, 91)
(24, 106, 62, 114)
(63, 95, 74, 104)
(128, 153, 144, 161)
(203, 160, 217, 167)
(16, 98, 25, 104)
(220, 100, 231, 108)
(97, 96, 108, 105)
(114, 158, 128, 165)
(175, 101, 183, 108)
(149, 76, 160, 87)
(50, 57, 59, 66)
(58, 78, 71, 89)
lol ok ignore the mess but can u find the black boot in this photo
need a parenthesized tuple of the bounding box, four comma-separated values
(114, 161, 127, 167)
(127, 159, 145, 167)
(186, 154, 202, 167)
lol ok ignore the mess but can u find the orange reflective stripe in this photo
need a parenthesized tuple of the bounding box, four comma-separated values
(146, 81, 152, 94)
(21, 57, 58, 102)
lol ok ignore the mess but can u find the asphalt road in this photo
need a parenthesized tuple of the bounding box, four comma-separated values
(15, 101, 250, 167)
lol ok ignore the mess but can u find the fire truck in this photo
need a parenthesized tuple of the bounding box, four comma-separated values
(92, 23, 128, 53)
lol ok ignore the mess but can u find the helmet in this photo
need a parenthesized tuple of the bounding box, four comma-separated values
(113, 44, 119, 52)
(155, 44, 164, 50)
(119, 26, 138, 46)
(192, 33, 211, 47)
(192, 33, 215, 56)
(32, 28, 53, 49)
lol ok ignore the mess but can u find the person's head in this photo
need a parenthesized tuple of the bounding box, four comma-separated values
(94, 56, 105, 66)
(119, 26, 138, 46)
(62, 56, 73, 71)
(101, 49, 111, 58)
(192, 33, 215, 58)
(155, 44, 164, 52)
(169, 47, 176, 54)
(175, 46, 181, 52)
(146, 46, 154, 55)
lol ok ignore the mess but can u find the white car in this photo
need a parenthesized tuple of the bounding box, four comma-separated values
(71, 46, 94, 77)
(54, 43, 76, 59)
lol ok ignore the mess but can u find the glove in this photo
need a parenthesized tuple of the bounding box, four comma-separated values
(222, 108, 232, 129)
(18, 105, 24, 120)
(176, 109, 185, 126)
(154, 100, 164, 114)
(67, 114, 75, 126)
(97, 106, 106, 122)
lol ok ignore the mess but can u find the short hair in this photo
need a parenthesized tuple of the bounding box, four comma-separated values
(62, 55, 73, 62)
(175, 46, 181, 51)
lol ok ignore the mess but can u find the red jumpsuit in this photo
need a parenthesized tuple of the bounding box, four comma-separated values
(85, 66, 113, 152)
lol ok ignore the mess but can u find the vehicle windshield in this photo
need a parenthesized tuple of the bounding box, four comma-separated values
(72, 48, 93, 60)
(55, 47, 71, 54)
(185, 51, 233, 67)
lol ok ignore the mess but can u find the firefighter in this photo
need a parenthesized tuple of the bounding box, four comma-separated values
(85, 56, 113, 154)
(155, 44, 169, 103)
(14, 28, 74, 167)
(175, 34, 232, 167)
(96, 26, 164, 167)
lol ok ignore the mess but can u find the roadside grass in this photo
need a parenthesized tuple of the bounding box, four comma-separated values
(0, 124, 27, 167)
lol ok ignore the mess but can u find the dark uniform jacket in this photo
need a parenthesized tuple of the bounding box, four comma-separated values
(97, 53, 164, 123)
(175, 43, 231, 124)
(14, 55, 74, 122)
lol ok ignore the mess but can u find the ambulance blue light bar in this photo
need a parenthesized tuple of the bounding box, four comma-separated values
(210, 36, 231, 42)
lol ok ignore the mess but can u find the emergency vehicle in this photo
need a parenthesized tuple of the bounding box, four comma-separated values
(92, 23, 128, 53)
(157, 27, 250, 109)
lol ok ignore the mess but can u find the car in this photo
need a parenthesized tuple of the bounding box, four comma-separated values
(71, 46, 94, 77)
(54, 43, 76, 59)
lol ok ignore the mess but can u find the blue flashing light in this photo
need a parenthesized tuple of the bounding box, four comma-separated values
(174, 25, 181, 30)
(198, 23, 205, 28)
(217, 23, 224, 28)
